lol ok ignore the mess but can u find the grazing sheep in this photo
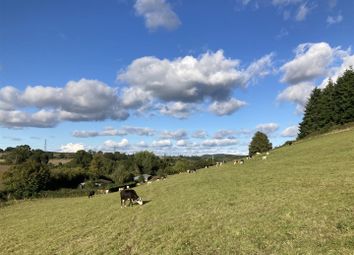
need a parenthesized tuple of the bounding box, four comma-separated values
(262, 156, 267, 160)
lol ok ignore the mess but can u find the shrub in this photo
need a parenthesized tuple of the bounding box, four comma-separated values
(3, 160, 50, 198)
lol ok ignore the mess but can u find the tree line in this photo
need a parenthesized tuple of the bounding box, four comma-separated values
(0, 145, 222, 199)
(298, 68, 354, 139)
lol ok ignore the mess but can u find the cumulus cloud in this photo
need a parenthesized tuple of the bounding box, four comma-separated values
(192, 130, 208, 139)
(0, 86, 21, 110)
(327, 14, 343, 25)
(281, 125, 299, 137)
(103, 139, 129, 149)
(134, 0, 181, 30)
(60, 143, 86, 153)
(213, 130, 237, 139)
(118, 50, 273, 104)
(73, 126, 155, 138)
(209, 98, 246, 116)
(277, 42, 354, 111)
(159, 102, 194, 119)
(152, 139, 172, 147)
(277, 82, 315, 111)
(123, 126, 156, 136)
(202, 138, 238, 147)
(280, 42, 335, 85)
(256, 123, 279, 134)
(0, 79, 129, 128)
(176, 139, 188, 147)
(0, 110, 59, 128)
(160, 129, 187, 140)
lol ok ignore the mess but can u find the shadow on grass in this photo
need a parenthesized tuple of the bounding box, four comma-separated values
(143, 200, 152, 205)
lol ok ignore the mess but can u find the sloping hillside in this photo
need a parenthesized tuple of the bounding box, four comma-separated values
(1, 128, 354, 254)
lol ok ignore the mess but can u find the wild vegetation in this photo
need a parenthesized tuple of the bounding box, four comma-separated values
(298, 68, 354, 139)
(0, 145, 237, 199)
(0, 127, 353, 254)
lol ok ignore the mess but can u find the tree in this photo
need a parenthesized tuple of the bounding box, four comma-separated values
(88, 153, 114, 179)
(248, 132, 272, 156)
(3, 160, 50, 198)
(318, 79, 335, 130)
(334, 68, 354, 124)
(110, 160, 135, 184)
(72, 150, 92, 169)
(134, 151, 160, 175)
(5, 145, 32, 164)
(298, 88, 322, 139)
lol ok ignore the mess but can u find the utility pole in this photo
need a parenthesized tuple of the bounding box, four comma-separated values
(44, 139, 47, 152)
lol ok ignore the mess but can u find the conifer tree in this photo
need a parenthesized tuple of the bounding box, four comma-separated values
(318, 79, 335, 129)
(298, 88, 322, 138)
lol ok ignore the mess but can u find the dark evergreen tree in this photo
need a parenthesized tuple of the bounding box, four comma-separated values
(298, 88, 322, 139)
(318, 79, 335, 129)
(249, 131, 272, 156)
(334, 68, 354, 124)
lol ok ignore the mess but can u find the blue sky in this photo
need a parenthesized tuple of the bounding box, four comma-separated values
(0, 0, 353, 155)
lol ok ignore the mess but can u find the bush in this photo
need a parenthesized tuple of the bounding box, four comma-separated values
(3, 160, 50, 198)
(48, 167, 88, 190)
(37, 189, 91, 198)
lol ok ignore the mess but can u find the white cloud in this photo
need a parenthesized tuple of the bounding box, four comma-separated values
(121, 87, 152, 109)
(280, 42, 335, 85)
(323, 53, 354, 86)
(159, 102, 194, 119)
(0, 86, 21, 110)
(281, 125, 299, 137)
(209, 98, 246, 116)
(152, 139, 172, 147)
(137, 141, 149, 148)
(295, 3, 310, 21)
(0, 110, 59, 128)
(134, 0, 181, 30)
(192, 130, 208, 139)
(160, 129, 187, 140)
(326, 14, 343, 25)
(277, 82, 315, 111)
(202, 138, 238, 147)
(72, 126, 155, 138)
(118, 50, 273, 104)
(0, 79, 129, 128)
(103, 139, 129, 149)
(60, 143, 86, 153)
(278, 42, 354, 111)
(213, 130, 237, 139)
(123, 126, 156, 136)
(256, 123, 279, 134)
(176, 139, 188, 147)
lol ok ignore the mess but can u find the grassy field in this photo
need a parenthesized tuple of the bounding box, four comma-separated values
(1, 128, 354, 254)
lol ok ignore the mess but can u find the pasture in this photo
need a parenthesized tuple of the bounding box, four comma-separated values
(1, 128, 354, 254)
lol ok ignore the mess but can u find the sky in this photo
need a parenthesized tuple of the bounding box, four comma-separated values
(0, 0, 353, 155)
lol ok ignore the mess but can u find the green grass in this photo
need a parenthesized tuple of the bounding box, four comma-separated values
(1, 128, 354, 254)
